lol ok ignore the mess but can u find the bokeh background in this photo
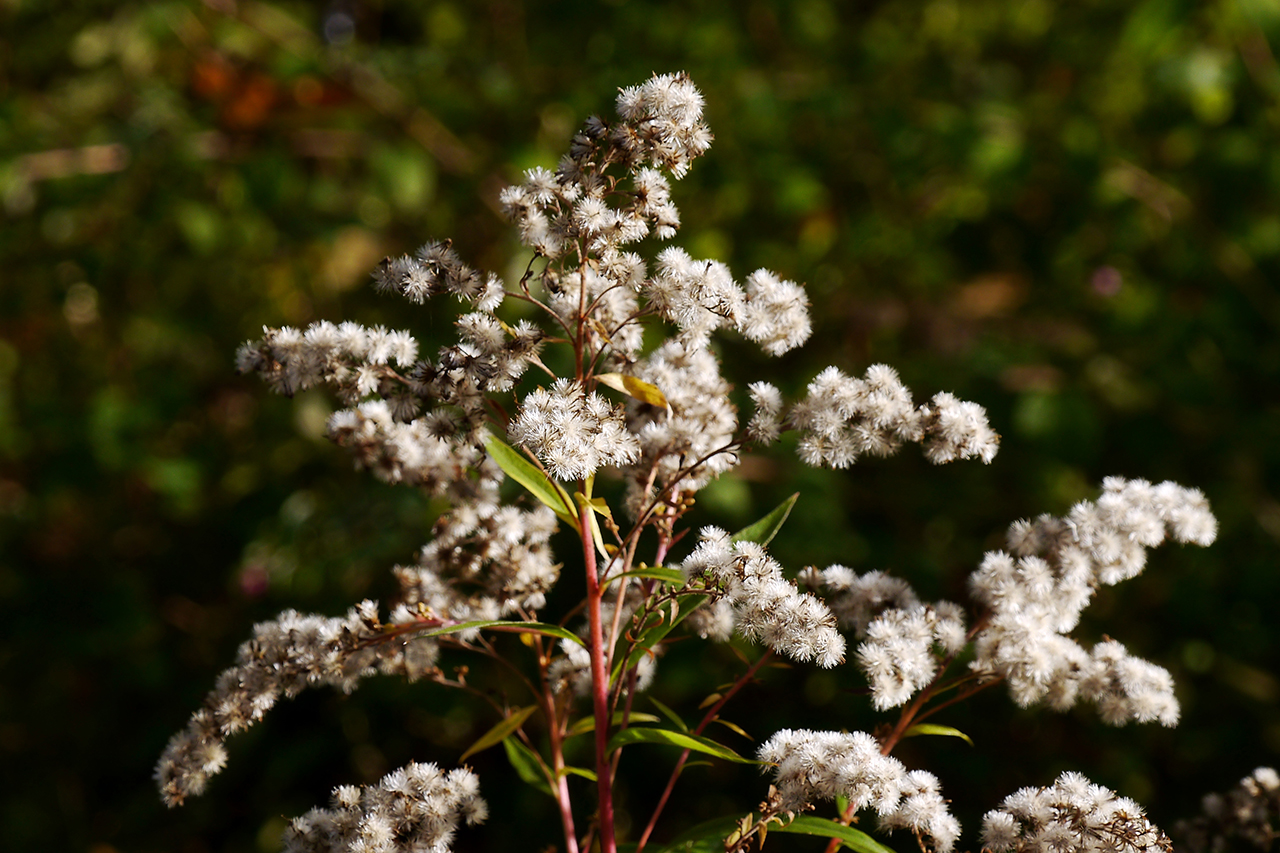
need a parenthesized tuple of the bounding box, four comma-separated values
(4, 1, 1280, 851)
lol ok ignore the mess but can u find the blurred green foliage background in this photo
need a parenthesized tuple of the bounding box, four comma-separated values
(4, 0, 1280, 851)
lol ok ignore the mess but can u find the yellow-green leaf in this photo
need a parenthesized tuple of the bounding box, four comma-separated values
(902, 723, 974, 746)
(566, 711, 660, 738)
(415, 619, 585, 647)
(559, 766, 598, 782)
(460, 706, 537, 761)
(730, 492, 799, 546)
(774, 816, 899, 853)
(712, 718, 752, 740)
(612, 566, 686, 585)
(605, 727, 761, 764)
(482, 433, 579, 530)
(596, 372, 671, 412)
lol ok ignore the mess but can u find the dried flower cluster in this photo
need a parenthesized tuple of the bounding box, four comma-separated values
(759, 729, 961, 853)
(969, 477, 1216, 724)
(788, 365, 999, 469)
(982, 772, 1173, 853)
(284, 762, 487, 853)
(160, 72, 1227, 853)
(156, 602, 392, 807)
(1176, 767, 1280, 853)
(679, 528, 845, 668)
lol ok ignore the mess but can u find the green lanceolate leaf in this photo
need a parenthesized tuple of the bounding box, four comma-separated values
(730, 492, 799, 546)
(902, 723, 974, 746)
(482, 432, 579, 530)
(611, 565, 686, 585)
(647, 696, 689, 733)
(502, 737, 554, 797)
(566, 711, 660, 738)
(595, 372, 671, 412)
(774, 816, 900, 853)
(558, 766, 598, 782)
(712, 718, 752, 740)
(605, 726, 761, 764)
(459, 705, 537, 761)
(415, 619, 586, 647)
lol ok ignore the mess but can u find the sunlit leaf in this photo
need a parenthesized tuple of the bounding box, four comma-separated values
(773, 816, 899, 853)
(459, 705, 536, 761)
(596, 372, 670, 412)
(605, 727, 761, 764)
(559, 766, 598, 782)
(482, 433, 579, 530)
(712, 718, 752, 740)
(610, 565, 686, 585)
(566, 711, 660, 737)
(415, 619, 585, 647)
(902, 723, 974, 746)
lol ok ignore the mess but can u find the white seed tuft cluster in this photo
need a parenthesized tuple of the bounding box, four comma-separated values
(856, 602, 968, 710)
(1175, 766, 1280, 853)
(789, 364, 999, 469)
(680, 528, 845, 668)
(982, 772, 1172, 853)
(970, 478, 1217, 725)
(759, 729, 960, 853)
(508, 379, 641, 483)
(155, 602, 402, 807)
(284, 761, 487, 853)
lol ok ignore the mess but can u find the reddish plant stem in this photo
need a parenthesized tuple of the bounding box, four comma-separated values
(634, 650, 774, 853)
(538, 644, 580, 853)
(583, 506, 618, 853)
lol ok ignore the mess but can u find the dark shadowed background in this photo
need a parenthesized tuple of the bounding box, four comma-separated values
(3, 1, 1280, 851)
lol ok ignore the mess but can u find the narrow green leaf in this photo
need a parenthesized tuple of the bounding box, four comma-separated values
(711, 718, 752, 741)
(416, 619, 586, 647)
(596, 372, 670, 412)
(730, 492, 799, 546)
(502, 737, 554, 797)
(698, 692, 723, 709)
(647, 696, 689, 733)
(605, 727, 761, 764)
(482, 433, 579, 530)
(566, 711, 660, 738)
(459, 705, 537, 762)
(611, 566, 686, 585)
(773, 816, 899, 853)
(558, 766, 598, 782)
(902, 723, 974, 746)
